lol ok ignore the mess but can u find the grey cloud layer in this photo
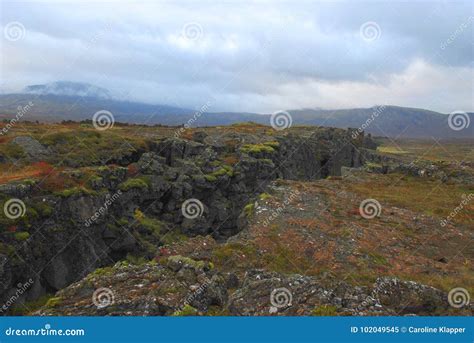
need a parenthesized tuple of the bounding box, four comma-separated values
(1, 0, 473, 113)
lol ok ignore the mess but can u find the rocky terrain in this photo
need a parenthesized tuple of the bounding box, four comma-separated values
(0, 122, 472, 316)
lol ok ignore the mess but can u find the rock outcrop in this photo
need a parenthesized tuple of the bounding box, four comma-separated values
(0, 127, 374, 312)
(33, 261, 469, 316)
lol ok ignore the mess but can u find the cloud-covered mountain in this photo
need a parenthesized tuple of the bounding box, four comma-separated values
(23, 81, 112, 99)
(0, 83, 472, 138)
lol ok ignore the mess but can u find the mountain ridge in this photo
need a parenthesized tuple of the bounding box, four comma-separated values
(0, 82, 472, 138)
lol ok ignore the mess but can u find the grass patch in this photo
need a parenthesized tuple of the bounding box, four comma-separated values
(377, 146, 409, 154)
(14, 232, 30, 241)
(259, 193, 272, 201)
(172, 304, 198, 316)
(45, 296, 62, 308)
(56, 186, 96, 198)
(243, 202, 255, 217)
(311, 305, 338, 316)
(119, 176, 150, 191)
(212, 243, 259, 270)
(240, 143, 276, 155)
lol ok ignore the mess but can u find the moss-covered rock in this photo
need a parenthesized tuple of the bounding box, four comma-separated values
(118, 177, 150, 191)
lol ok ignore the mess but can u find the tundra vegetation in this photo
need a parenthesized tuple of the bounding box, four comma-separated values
(0, 122, 472, 316)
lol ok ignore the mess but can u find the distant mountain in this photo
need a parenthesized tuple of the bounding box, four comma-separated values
(286, 106, 474, 139)
(0, 93, 194, 124)
(23, 81, 113, 99)
(0, 82, 472, 138)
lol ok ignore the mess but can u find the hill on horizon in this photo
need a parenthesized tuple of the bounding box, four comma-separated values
(0, 82, 472, 139)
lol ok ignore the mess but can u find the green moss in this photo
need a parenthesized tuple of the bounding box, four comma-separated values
(45, 296, 62, 308)
(240, 143, 275, 155)
(23, 207, 39, 224)
(119, 177, 150, 191)
(32, 202, 53, 217)
(167, 255, 208, 270)
(125, 254, 148, 265)
(210, 165, 234, 178)
(56, 186, 96, 198)
(172, 304, 198, 316)
(35, 130, 147, 168)
(115, 260, 131, 268)
(263, 141, 280, 148)
(222, 165, 234, 176)
(89, 175, 103, 183)
(116, 217, 129, 226)
(311, 305, 338, 316)
(14, 232, 30, 241)
(22, 179, 36, 186)
(243, 202, 255, 217)
(204, 164, 235, 181)
(88, 266, 114, 278)
(212, 168, 228, 177)
(259, 193, 272, 201)
(260, 158, 274, 164)
(212, 243, 259, 269)
(160, 230, 188, 245)
(0, 242, 15, 255)
(204, 175, 217, 182)
(97, 166, 110, 172)
(1, 143, 26, 159)
(134, 210, 161, 235)
(140, 216, 162, 235)
(365, 162, 382, 169)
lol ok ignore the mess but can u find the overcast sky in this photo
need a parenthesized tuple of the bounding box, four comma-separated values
(1, 0, 473, 113)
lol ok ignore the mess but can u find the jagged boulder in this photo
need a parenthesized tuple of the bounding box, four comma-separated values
(12, 136, 50, 160)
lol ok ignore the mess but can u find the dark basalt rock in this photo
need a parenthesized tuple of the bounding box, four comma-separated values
(0, 127, 377, 312)
(12, 136, 50, 160)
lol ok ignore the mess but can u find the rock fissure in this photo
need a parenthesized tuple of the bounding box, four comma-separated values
(0, 128, 374, 312)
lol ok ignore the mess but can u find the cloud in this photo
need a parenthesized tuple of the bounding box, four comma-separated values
(1, 0, 472, 113)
